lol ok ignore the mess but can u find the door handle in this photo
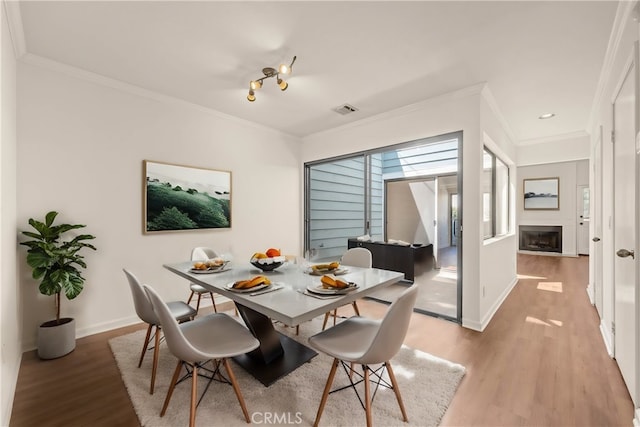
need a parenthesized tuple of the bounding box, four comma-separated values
(616, 249, 635, 259)
(592, 237, 601, 242)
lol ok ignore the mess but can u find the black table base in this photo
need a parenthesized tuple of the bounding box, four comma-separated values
(233, 303, 317, 386)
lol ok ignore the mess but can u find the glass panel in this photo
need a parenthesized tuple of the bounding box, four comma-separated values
(482, 150, 493, 239)
(495, 156, 509, 236)
(582, 187, 590, 219)
(308, 156, 366, 261)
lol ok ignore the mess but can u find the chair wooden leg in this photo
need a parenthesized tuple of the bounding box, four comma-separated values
(363, 365, 372, 427)
(386, 361, 408, 422)
(195, 293, 202, 313)
(138, 324, 153, 368)
(314, 358, 339, 427)
(150, 325, 161, 394)
(210, 293, 218, 313)
(322, 312, 330, 330)
(332, 309, 337, 326)
(190, 364, 198, 427)
(161, 360, 183, 416)
(295, 325, 299, 335)
(224, 358, 251, 423)
(352, 301, 360, 316)
(187, 290, 195, 305)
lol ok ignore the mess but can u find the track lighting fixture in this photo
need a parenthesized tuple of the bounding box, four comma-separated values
(247, 56, 296, 102)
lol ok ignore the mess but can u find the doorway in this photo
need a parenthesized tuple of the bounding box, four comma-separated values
(304, 131, 463, 323)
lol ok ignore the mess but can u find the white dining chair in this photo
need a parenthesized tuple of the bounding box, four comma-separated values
(321, 247, 372, 330)
(123, 268, 196, 394)
(143, 284, 259, 427)
(188, 247, 218, 313)
(309, 284, 418, 427)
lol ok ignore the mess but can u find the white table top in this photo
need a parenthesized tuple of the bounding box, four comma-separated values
(163, 261, 404, 326)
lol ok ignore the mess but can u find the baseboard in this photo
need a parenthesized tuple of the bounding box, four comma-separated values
(586, 284, 594, 305)
(518, 250, 578, 258)
(463, 276, 519, 332)
(600, 320, 614, 357)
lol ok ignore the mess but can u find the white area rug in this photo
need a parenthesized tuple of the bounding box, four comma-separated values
(109, 318, 465, 427)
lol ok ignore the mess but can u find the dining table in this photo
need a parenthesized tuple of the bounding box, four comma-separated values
(163, 260, 404, 386)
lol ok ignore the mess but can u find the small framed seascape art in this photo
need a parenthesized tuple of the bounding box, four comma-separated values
(523, 177, 559, 210)
(143, 160, 231, 233)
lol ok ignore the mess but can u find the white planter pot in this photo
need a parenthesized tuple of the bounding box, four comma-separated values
(37, 317, 76, 359)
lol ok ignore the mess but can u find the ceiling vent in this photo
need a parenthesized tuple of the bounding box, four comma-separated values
(334, 104, 359, 115)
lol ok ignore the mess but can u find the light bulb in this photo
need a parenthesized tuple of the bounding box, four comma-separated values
(250, 80, 262, 90)
(279, 63, 290, 74)
(247, 90, 256, 102)
(277, 78, 288, 91)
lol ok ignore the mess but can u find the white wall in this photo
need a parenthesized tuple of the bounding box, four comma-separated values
(17, 61, 302, 350)
(1, 3, 19, 425)
(303, 84, 518, 330)
(479, 93, 518, 328)
(517, 133, 590, 166)
(517, 161, 582, 256)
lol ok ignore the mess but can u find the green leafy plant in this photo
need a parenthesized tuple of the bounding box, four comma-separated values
(20, 211, 96, 324)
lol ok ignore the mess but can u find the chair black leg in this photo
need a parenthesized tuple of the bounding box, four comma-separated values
(187, 290, 195, 305)
(313, 358, 339, 427)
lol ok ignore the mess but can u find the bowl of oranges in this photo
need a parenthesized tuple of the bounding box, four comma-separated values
(251, 248, 286, 272)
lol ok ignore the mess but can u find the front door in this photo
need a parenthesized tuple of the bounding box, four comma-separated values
(577, 185, 590, 255)
(612, 47, 638, 404)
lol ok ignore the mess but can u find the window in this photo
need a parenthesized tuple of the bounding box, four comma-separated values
(483, 148, 510, 239)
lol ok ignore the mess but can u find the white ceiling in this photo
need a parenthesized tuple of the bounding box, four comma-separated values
(15, 1, 618, 142)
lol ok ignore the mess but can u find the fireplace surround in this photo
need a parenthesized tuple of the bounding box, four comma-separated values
(519, 225, 562, 253)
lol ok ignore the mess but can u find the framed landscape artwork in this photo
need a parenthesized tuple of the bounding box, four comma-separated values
(143, 160, 231, 233)
(523, 177, 559, 210)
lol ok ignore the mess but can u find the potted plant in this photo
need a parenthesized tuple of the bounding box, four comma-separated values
(20, 211, 96, 359)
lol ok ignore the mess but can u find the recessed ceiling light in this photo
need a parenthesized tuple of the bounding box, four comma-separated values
(539, 113, 555, 119)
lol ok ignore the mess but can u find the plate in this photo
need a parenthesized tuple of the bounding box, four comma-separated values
(189, 266, 231, 274)
(307, 267, 349, 276)
(306, 283, 358, 295)
(225, 282, 270, 293)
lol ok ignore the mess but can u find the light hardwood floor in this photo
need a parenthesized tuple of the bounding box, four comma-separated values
(10, 254, 634, 426)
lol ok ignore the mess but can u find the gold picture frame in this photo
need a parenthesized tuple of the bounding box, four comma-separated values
(143, 160, 231, 233)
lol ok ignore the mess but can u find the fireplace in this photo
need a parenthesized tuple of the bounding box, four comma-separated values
(519, 225, 562, 253)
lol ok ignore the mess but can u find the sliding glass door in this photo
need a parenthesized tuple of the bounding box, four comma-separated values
(304, 131, 463, 322)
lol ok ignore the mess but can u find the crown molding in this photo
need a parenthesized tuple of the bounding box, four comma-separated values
(586, 0, 636, 133)
(20, 53, 299, 141)
(3, 0, 26, 58)
(480, 84, 518, 145)
(517, 130, 589, 146)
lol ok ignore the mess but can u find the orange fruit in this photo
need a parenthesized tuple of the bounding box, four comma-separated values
(266, 248, 281, 258)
